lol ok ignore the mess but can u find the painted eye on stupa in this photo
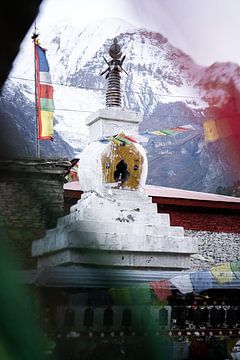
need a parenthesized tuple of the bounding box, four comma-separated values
(133, 165, 138, 171)
(106, 163, 111, 169)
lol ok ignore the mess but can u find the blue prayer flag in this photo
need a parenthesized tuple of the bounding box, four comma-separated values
(190, 271, 213, 293)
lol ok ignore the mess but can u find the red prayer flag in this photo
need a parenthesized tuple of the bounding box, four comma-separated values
(122, 134, 137, 143)
(150, 280, 172, 300)
(39, 84, 54, 99)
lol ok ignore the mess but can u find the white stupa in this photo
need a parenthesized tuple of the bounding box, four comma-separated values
(78, 108, 147, 193)
(32, 38, 197, 269)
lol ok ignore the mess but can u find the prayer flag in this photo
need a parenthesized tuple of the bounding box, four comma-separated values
(149, 279, 172, 300)
(141, 125, 196, 137)
(190, 271, 213, 293)
(230, 261, 240, 279)
(35, 43, 54, 140)
(171, 126, 190, 132)
(130, 285, 152, 305)
(159, 129, 176, 135)
(109, 288, 133, 305)
(203, 119, 232, 143)
(150, 130, 167, 136)
(210, 263, 234, 283)
(169, 274, 193, 294)
(203, 119, 219, 142)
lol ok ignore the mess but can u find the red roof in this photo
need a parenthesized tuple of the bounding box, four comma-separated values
(145, 184, 240, 204)
(64, 181, 240, 204)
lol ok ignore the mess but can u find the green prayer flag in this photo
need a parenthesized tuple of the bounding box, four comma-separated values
(109, 287, 133, 305)
(160, 129, 176, 135)
(230, 261, 240, 279)
(130, 285, 151, 305)
(40, 98, 55, 112)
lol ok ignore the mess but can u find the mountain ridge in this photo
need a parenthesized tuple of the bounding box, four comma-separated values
(2, 17, 240, 192)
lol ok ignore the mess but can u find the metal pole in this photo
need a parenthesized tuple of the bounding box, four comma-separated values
(33, 25, 40, 158)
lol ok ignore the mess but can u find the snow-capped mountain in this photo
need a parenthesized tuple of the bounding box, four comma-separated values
(2, 17, 240, 192)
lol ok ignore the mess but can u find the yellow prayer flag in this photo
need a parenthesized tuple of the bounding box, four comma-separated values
(150, 130, 167, 136)
(203, 119, 232, 143)
(203, 119, 219, 142)
(210, 263, 233, 283)
(39, 110, 54, 139)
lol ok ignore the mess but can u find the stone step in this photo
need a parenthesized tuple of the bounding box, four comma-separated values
(32, 229, 197, 256)
(63, 220, 179, 237)
(70, 199, 157, 214)
(69, 232, 196, 253)
(37, 249, 190, 269)
(108, 189, 150, 201)
(80, 192, 153, 207)
(58, 208, 170, 227)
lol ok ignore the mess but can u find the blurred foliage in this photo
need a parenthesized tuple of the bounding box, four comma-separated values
(0, 224, 48, 360)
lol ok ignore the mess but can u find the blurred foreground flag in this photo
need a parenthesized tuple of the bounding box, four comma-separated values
(203, 118, 232, 143)
(35, 43, 54, 140)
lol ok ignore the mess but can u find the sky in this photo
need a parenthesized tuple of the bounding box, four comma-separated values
(35, 0, 240, 66)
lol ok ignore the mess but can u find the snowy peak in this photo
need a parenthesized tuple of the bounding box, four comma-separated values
(12, 17, 136, 82)
(196, 61, 240, 107)
(49, 18, 136, 81)
(3, 17, 240, 192)
(10, 16, 240, 120)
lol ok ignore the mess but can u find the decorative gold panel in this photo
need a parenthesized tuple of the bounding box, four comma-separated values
(101, 141, 143, 190)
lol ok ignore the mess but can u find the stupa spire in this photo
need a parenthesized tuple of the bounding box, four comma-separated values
(100, 38, 127, 107)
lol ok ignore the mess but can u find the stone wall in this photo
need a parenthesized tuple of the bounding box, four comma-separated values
(186, 229, 240, 270)
(0, 159, 70, 268)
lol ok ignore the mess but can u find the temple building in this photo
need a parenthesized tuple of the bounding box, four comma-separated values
(19, 39, 240, 359)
